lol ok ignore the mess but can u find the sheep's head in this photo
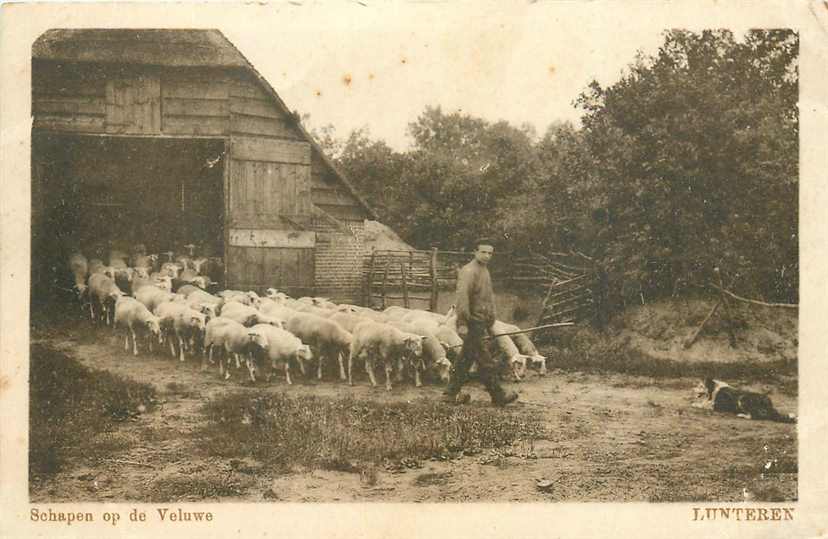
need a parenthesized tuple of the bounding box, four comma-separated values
(403, 335, 425, 358)
(190, 312, 206, 332)
(529, 354, 547, 375)
(296, 344, 313, 362)
(73, 283, 88, 299)
(510, 354, 529, 380)
(145, 317, 162, 340)
(247, 329, 269, 350)
(433, 356, 452, 384)
(199, 304, 217, 320)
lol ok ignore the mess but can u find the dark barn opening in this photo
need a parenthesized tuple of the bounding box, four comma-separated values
(31, 29, 378, 306)
(31, 133, 225, 303)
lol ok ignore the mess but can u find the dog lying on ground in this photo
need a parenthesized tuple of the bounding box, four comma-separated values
(692, 378, 796, 423)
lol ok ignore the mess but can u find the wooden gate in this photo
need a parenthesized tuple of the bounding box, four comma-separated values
(225, 135, 316, 295)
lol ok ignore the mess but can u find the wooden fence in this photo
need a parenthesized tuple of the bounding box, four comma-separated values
(362, 248, 441, 310)
(362, 248, 600, 325)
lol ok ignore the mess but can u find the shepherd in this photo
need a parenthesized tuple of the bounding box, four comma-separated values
(442, 238, 519, 407)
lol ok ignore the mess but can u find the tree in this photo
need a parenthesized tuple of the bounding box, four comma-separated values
(575, 29, 798, 303)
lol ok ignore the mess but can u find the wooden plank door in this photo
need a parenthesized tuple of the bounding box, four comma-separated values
(225, 135, 315, 295)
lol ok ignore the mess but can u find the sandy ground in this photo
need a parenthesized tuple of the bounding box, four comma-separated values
(30, 313, 797, 503)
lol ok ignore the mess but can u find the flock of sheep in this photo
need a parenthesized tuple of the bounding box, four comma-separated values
(66, 246, 548, 390)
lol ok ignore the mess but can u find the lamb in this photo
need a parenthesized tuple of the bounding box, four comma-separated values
(348, 321, 424, 391)
(160, 262, 181, 279)
(154, 302, 206, 362)
(248, 324, 313, 384)
(132, 253, 158, 271)
(219, 301, 283, 328)
(328, 312, 371, 333)
(202, 317, 257, 380)
(109, 250, 129, 269)
(259, 302, 298, 324)
(87, 273, 125, 325)
(113, 296, 162, 356)
(492, 320, 547, 375)
(387, 320, 452, 387)
(134, 286, 184, 313)
(381, 306, 410, 322)
(68, 252, 89, 307)
(435, 325, 463, 361)
(284, 313, 353, 381)
(400, 307, 453, 325)
(488, 326, 530, 382)
(147, 273, 173, 291)
(181, 287, 222, 305)
(190, 256, 209, 274)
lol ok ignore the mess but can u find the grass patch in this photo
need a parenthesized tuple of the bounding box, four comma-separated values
(544, 334, 797, 393)
(29, 343, 156, 481)
(414, 471, 453, 487)
(196, 392, 547, 473)
(149, 474, 251, 502)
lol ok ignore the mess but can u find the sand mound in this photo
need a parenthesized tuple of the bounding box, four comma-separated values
(362, 220, 414, 251)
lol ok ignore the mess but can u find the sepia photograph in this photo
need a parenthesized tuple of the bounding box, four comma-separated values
(26, 22, 801, 504)
(3, 2, 826, 536)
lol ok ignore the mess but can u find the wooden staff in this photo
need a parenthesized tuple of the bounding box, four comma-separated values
(447, 322, 575, 349)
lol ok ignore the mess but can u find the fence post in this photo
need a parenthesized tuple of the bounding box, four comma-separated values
(381, 259, 391, 310)
(364, 247, 376, 307)
(430, 247, 439, 312)
(401, 262, 409, 308)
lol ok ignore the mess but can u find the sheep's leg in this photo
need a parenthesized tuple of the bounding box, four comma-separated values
(168, 334, 177, 358)
(124, 332, 130, 352)
(132, 327, 139, 356)
(178, 335, 186, 362)
(385, 359, 393, 391)
(395, 357, 405, 383)
(512, 362, 522, 382)
(415, 367, 422, 388)
(284, 363, 292, 385)
(337, 351, 347, 381)
(246, 354, 256, 382)
(366, 355, 378, 387)
(347, 350, 354, 386)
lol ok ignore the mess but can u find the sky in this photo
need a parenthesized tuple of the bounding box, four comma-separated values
(221, 2, 673, 150)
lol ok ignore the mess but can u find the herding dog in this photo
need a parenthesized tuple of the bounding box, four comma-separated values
(692, 378, 796, 423)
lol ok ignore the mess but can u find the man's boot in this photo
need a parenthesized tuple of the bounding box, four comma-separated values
(492, 390, 519, 407)
(483, 376, 518, 407)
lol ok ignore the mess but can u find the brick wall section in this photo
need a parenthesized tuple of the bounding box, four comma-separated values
(313, 220, 366, 304)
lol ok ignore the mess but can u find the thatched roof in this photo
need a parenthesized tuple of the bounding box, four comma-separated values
(33, 29, 248, 68)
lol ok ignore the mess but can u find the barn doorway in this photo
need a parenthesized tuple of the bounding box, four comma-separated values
(31, 132, 226, 303)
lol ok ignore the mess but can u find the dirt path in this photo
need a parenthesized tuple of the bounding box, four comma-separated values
(30, 320, 797, 503)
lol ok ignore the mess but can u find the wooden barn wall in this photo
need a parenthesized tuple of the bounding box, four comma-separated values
(32, 63, 306, 138)
(32, 61, 108, 133)
(226, 244, 315, 296)
(310, 151, 370, 221)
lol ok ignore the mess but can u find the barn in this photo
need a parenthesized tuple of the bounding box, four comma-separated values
(31, 29, 377, 304)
